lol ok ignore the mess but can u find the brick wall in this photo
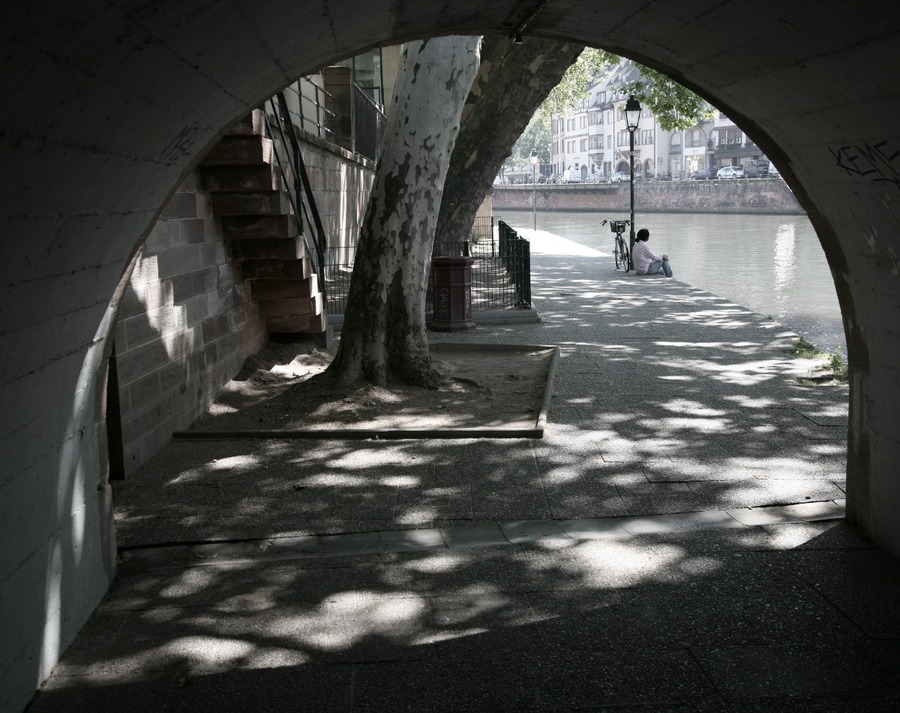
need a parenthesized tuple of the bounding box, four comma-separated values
(112, 173, 268, 477)
(492, 179, 804, 215)
(111, 139, 372, 478)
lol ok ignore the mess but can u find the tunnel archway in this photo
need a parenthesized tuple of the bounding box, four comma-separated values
(4, 3, 900, 708)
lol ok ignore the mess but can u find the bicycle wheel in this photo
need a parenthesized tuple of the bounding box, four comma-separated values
(614, 238, 625, 269)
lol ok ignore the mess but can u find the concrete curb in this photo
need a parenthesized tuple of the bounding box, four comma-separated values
(172, 343, 560, 441)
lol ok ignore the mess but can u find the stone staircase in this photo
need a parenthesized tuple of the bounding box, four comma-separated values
(198, 110, 326, 334)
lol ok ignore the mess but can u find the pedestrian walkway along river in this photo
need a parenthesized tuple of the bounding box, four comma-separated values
(26, 229, 877, 713)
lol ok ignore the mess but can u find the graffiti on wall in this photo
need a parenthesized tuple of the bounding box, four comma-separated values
(161, 121, 207, 163)
(830, 141, 900, 186)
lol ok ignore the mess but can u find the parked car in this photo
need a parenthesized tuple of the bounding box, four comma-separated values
(742, 159, 770, 178)
(717, 166, 744, 179)
(690, 169, 714, 180)
(613, 171, 630, 182)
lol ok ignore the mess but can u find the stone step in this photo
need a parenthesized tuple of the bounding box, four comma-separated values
(221, 215, 298, 240)
(201, 135, 273, 166)
(199, 164, 281, 193)
(240, 258, 310, 281)
(211, 190, 292, 217)
(231, 237, 306, 261)
(258, 294, 322, 318)
(266, 310, 327, 334)
(250, 277, 318, 301)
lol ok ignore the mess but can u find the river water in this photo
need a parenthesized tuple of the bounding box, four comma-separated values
(500, 209, 847, 357)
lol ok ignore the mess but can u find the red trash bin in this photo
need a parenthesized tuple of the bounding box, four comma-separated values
(428, 256, 475, 331)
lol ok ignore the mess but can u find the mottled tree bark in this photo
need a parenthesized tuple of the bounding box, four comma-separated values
(434, 37, 583, 253)
(326, 36, 481, 388)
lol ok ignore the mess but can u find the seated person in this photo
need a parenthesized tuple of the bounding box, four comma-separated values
(632, 228, 673, 277)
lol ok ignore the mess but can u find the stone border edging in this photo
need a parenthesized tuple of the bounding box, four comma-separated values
(172, 343, 560, 441)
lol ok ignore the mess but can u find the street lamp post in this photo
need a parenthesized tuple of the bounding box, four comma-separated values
(625, 96, 642, 270)
(530, 148, 539, 231)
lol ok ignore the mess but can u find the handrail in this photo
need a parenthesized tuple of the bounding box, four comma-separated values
(261, 92, 329, 301)
(275, 93, 328, 298)
(281, 79, 339, 143)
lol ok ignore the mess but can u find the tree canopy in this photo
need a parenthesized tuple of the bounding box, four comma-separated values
(622, 64, 716, 131)
(507, 51, 716, 167)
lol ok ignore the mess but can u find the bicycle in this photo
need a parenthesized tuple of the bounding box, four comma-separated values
(602, 219, 631, 271)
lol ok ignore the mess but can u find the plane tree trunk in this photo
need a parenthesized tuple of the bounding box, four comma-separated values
(325, 36, 481, 388)
(433, 37, 583, 254)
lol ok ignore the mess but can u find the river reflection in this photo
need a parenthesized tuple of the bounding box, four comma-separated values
(501, 209, 847, 357)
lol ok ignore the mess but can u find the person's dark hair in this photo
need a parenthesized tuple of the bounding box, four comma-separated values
(636, 228, 649, 241)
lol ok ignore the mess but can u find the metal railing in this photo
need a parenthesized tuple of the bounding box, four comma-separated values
(262, 92, 328, 299)
(279, 78, 339, 144)
(279, 75, 385, 163)
(323, 217, 532, 317)
(353, 85, 386, 162)
(497, 220, 532, 307)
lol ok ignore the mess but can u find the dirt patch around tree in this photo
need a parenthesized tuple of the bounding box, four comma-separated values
(181, 340, 558, 438)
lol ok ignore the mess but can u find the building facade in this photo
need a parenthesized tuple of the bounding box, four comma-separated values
(551, 60, 768, 181)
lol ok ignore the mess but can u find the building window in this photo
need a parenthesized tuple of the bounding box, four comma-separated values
(641, 130, 654, 145)
(580, 139, 587, 151)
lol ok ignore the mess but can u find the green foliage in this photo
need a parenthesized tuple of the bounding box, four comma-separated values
(623, 64, 715, 131)
(503, 113, 551, 173)
(786, 337, 849, 383)
(505, 48, 716, 175)
(538, 48, 617, 121)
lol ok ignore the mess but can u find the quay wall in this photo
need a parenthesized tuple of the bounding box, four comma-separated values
(492, 178, 804, 215)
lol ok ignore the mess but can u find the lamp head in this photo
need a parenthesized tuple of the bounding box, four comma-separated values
(530, 148, 539, 165)
(625, 95, 642, 131)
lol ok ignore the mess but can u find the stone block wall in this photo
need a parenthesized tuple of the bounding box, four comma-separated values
(492, 178, 804, 215)
(110, 137, 372, 479)
(297, 131, 374, 251)
(111, 173, 268, 478)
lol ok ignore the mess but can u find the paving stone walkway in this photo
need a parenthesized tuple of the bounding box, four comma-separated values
(28, 229, 900, 712)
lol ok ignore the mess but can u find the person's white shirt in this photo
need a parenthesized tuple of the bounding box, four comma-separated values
(632, 240, 664, 275)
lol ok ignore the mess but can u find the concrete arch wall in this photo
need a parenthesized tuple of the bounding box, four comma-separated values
(2, 2, 900, 709)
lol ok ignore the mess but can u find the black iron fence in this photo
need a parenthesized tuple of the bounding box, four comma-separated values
(323, 217, 532, 317)
(353, 85, 386, 162)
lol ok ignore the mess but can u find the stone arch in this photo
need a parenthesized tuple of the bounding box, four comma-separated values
(4, 3, 900, 708)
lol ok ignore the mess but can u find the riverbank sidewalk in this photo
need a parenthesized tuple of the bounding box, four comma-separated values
(26, 230, 900, 712)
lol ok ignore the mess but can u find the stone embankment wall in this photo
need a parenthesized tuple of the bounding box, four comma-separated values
(493, 178, 804, 215)
(300, 132, 374, 250)
(113, 136, 373, 478)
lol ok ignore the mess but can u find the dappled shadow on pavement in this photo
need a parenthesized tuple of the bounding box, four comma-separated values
(30, 522, 900, 711)
(28, 238, 871, 711)
(112, 248, 847, 548)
